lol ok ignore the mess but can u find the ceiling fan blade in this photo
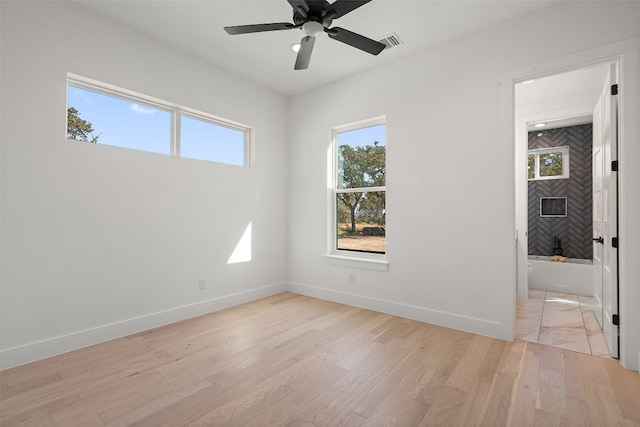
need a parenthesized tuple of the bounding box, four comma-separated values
(294, 36, 315, 70)
(326, 27, 385, 55)
(224, 23, 295, 35)
(328, 0, 372, 19)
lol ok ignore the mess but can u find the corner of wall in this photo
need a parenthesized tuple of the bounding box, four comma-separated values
(0, 282, 287, 370)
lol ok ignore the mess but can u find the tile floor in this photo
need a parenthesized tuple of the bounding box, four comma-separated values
(516, 288, 612, 358)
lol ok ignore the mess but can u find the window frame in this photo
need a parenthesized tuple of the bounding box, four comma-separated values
(527, 146, 570, 181)
(326, 116, 388, 270)
(67, 73, 252, 167)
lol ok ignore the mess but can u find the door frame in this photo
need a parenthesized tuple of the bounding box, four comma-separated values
(499, 37, 640, 371)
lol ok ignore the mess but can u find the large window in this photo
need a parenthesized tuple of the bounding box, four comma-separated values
(333, 118, 386, 254)
(67, 75, 250, 166)
(528, 146, 569, 180)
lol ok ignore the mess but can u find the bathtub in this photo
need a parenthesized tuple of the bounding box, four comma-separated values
(527, 255, 593, 295)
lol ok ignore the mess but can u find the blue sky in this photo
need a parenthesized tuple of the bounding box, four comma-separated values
(337, 123, 386, 149)
(68, 85, 244, 166)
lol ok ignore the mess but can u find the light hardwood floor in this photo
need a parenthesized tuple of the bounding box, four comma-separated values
(2, 292, 639, 426)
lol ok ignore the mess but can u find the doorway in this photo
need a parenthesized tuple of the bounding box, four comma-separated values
(514, 61, 619, 358)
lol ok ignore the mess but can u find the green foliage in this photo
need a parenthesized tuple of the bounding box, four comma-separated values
(357, 191, 385, 225)
(528, 154, 535, 179)
(337, 141, 386, 233)
(539, 152, 563, 177)
(67, 107, 100, 143)
(338, 141, 385, 189)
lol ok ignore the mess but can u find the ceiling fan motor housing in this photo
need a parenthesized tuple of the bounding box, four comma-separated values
(293, 8, 333, 28)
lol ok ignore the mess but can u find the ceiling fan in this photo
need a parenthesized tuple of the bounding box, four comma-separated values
(223, 0, 385, 70)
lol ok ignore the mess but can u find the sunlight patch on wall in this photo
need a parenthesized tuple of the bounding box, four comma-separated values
(227, 223, 252, 264)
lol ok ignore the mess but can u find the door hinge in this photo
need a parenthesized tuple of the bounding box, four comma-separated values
(612, 237, 619, 248)
(612, 160, 619, 171)
(613, 314, 620, 326)
(611, 84, 619, 95)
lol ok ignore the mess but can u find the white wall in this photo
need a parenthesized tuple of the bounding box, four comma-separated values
(287, 1, 640, 369)
(0, 1, 289, 369)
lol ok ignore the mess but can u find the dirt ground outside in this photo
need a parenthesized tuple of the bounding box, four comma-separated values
(337, 223, 386, 253)
(337, 235, 385, 253)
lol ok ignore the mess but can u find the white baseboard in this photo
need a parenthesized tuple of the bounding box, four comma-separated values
(287, 282, 507, 340)
(1, 281, 510, 371)
(0, 283, 287, 370)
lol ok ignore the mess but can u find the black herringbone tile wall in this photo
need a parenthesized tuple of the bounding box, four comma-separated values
(528, 124, 593, 260)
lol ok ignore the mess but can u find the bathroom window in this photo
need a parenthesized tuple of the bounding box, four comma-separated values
(528, 146, 569, 180)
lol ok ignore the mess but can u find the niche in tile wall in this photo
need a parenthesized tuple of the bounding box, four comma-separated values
(540, 197, 567, 217)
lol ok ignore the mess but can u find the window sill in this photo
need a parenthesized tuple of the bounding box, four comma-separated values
(324, 254, 389, 271)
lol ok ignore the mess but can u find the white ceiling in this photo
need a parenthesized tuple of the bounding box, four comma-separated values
(77, 0, 558, 96)
(517, 63, 610, 131)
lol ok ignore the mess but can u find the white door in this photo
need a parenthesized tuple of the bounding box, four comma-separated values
(592, 95, 604, 328)
(593, 63, 619, 358)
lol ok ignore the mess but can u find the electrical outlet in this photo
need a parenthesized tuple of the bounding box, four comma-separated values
(199, 279, 206, 290)
(349, 273, 356, 284)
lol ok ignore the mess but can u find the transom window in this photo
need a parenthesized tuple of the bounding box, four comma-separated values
(67, 74, 251, 167)
(333, 118, 386, 254)
(528, 146, 569, 180)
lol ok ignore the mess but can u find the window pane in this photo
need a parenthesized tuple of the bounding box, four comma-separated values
(180, 115, 245, 166)
(337, 124, 386, 189)
(67, 85, 171, 154)
(528, 153, 535, 179)
(336, 191, 385, 254)
(539, 151, 563, 177)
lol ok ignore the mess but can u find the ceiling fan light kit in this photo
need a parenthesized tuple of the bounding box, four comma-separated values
(302, 21, 324, 37)
(223, 0, 385, 70)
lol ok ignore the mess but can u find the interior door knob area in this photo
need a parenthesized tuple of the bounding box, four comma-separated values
(593, 236, 604, 244)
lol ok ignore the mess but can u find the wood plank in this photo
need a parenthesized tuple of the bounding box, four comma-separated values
(536, 367, 568, 417)
(308, 347, 411, 426)
(477, 373, 515, 426)
(100, 379, 212, 426)
(453, 375, 493, 426)
(418, 384, 467, 426)
(0, 370, 63, 400)
(446, 334, 493, 392)
(362, 395, 428, 426)
(414, 328, 475, 407)
(583, 380, 625, 426)
(562, 348, 587, 402)
(277, 353, 380, 426)
(190, 352, 339, 426)
(566, 396, 591, 427)
(509, 342, 541, 426)
(604, 357, 640, 423)
(497, 340, 526, 379)
(243, 363, 349, 426)
(0, 405, 55, 426)
(533, 408, 569, 427)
